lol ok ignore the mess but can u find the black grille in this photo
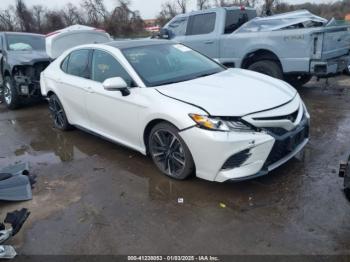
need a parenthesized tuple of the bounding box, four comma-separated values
(254, 110, 299, 122)
(264, 123, 309, 167)
(222, 149, 251, 170)
(263, 127, 288, 136)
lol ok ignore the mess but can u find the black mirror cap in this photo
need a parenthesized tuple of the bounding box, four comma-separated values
(159, 28, 171, 39)
(120, 88, 131, 96)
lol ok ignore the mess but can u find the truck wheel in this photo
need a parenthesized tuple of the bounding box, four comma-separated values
(3, 76, 20, 109)
(285, 75, 312, 88)
(247, 60, 283, 80)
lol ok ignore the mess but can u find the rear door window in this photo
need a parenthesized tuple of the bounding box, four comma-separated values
(187, 13, 216, 35)
(225, 10, 256, 34)
(66, 49, 91, 79)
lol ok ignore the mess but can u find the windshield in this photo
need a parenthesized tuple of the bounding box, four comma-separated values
(122, 44, 225, 87)
(6, 34, 45, 51)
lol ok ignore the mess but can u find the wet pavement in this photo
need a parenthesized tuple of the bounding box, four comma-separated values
(0, 76, 349, 255)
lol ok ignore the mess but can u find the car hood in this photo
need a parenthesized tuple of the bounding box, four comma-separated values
(156, 69, 297, 116)
(7, 50, 50, 66)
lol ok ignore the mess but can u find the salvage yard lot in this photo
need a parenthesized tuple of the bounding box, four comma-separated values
(0, 76, 350, 255)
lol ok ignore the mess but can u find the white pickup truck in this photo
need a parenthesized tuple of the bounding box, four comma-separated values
(160, 8, 350, 86)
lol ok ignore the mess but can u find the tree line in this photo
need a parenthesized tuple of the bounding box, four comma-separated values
(0, 0, 145, 37)
(0, 0, 350, 37)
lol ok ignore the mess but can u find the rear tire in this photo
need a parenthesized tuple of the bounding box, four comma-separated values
(48, 94, 72, 131)
(247, 60, 283, 80)
(3, 76, 21, 109)
(148, 122, 195, 180)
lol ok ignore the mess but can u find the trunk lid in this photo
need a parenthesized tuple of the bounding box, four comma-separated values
(45, 25, 112, 59)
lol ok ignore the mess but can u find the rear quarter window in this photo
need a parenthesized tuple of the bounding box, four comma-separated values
(60, 55, 69, 73)
(187, 13, 216, 35)
(225, 10, 251, 34)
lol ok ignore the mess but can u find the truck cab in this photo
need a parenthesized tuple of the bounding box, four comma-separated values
(162, 7, 256, 61)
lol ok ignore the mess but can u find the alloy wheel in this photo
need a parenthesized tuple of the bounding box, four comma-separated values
(4, 82, 12, 105)
(150, 129, 186, 177)
(49, 97, 65, 129)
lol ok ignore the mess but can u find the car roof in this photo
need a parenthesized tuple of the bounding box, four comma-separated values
(106, 39, 175, 50)
(180, 6, 256, 16)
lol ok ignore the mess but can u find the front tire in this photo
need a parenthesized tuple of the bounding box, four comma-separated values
(285, 75, 312, 88)
(148, 122, 195, 180)
(48, 94, 72, 131)
(247, 60, 283, 80)
(3, 76, 21, 109)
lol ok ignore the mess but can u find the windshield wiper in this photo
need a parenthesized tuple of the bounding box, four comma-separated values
(155, 72, 219, 86)
(157, 80, 182, 86)
(193, 72, 218, 79)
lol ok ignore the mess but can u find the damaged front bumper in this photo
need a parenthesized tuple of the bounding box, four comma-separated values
(180, 114, 309, 182)
(13, 75, 41, 96)
(11, 61, 50, 97)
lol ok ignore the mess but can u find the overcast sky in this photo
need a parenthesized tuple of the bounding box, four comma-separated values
(0, 0, 334, 19)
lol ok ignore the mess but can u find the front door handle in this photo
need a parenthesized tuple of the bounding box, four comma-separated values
(204, 40, 214, 44)
(86, 87, 94, 94)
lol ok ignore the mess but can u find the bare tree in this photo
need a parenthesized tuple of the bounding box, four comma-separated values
(81, 0, 108, 27)
(156, 1, 179, 26)
(32, 5, 45, 32)
(62, 3, 85, 26)
(44, 11, 65, 32)
(15, 0, 35, 32)
(263, 0, 277, 15)
(106, 0, 144, 37)
(0, 7, 17, 31)
(176, 0, 187, 13)
(197, 0, 210, 10)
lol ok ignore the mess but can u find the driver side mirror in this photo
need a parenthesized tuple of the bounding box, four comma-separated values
(103, 77, 130, 96)
(159, 28, 171, 40)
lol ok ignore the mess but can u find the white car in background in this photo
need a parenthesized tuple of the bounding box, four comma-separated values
(40, 40, 310, 182)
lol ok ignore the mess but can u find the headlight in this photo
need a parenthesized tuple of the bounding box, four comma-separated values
(189, 114, 253, 132)
(302, 101, 310, 119)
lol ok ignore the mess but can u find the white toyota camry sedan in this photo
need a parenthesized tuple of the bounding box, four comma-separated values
(40, 40, 310, 182)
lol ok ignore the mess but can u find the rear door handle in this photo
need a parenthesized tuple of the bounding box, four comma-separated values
(204, 40, 214, 44)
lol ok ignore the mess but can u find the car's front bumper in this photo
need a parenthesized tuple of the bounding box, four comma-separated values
(180, 116, 309, 182)
(13, 76, 41, 97)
